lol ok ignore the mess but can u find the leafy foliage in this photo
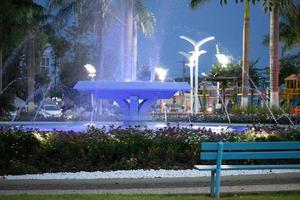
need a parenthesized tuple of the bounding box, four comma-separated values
(0, 92, 15, 117)
(208, 59, 260, 86)
(279, 53, 300, 84)
(0, 126, 299, 175)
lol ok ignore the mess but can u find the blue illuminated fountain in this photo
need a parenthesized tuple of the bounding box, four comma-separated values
(74, 81, 190, 125)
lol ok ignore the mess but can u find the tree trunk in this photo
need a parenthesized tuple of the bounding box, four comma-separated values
(124, 0, 134, 81)
(241, 0, 250, 108)
(0, 48, 2, 91)
(132, 20, 137, 81)
(95, 19, 104, 80)
(27, 33, 36, 112)
(3, 35, 30, 72)
(270, 4, 280, 107)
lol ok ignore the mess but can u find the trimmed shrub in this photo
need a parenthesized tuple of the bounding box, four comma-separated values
(0, 125, 299, 175)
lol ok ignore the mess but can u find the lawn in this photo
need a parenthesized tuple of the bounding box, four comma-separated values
(0, 193, 300, 200)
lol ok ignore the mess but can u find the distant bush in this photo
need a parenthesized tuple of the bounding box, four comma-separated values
(0, 125, 299, 175)
(154, 112, 300, 124)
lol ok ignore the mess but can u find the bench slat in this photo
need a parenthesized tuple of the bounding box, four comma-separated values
(201, 142, 300, 151)
(201, 151, 300, 160)
(194, 164, 300, 171)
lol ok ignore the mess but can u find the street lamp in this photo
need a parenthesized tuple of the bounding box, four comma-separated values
(180, 35, 215, 113)
(215, 45, 231, 67)
(179, 51, 195, 114)
(155, 67, 168, 82)
(84, 64, 96, 122)
(215, 45, 231, 108)
(84, 64, 96, 80)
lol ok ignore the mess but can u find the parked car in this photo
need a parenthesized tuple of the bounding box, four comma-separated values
(39, 104, 63, 118)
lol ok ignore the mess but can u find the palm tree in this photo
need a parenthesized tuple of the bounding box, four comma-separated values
(190, 0, 256, 108)
(191, 0, 297, 107)
(278, 5, 300, 56)
(47, 0, 112, 80)
(0, 0, 45, 112)
(0, 0, 33, 92)
(24, 4, 46, 111)
(122, 0, 154, 81)
(262, 5, 300, 58)
(262, 0, 296, 107)
(241, 0, 250, 108)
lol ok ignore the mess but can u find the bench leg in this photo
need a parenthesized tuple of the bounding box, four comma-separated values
(210, 170, 215, 197)
(215, 168, 221, 198)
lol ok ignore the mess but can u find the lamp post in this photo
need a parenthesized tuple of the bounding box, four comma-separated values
(180, 36, 215, 113)
(179, 50, 206, 113)
(179, 51, 194, 114)
(84, 64, 96, 122)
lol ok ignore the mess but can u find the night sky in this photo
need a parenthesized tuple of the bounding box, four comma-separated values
(38, 0, 273, 79)
(138, 0, 270, 78)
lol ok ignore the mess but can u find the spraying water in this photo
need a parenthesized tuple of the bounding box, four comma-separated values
(206, 80, 231, 124)
(32, 82, 53, 121)
(248, 77, 294, 126)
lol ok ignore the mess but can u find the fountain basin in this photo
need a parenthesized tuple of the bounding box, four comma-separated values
(74, 81, 190, 124)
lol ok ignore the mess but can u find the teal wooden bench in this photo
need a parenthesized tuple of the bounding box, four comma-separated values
(195, 141, 300, 198)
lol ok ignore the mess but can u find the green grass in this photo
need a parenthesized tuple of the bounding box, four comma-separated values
(0, 193, 300, 200)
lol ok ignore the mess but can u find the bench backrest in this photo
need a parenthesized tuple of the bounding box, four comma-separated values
(201, 142, 300, 161)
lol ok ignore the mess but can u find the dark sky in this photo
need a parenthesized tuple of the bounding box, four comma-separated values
(138, 0, 270, 78)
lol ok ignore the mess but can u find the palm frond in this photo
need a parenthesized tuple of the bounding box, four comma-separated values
(262, 34, 269, 46)
(190, 0, 210, 9)
(134, 0, 155, 36)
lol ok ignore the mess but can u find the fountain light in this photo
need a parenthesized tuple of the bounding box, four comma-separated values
(155, 67, 168, 82)
(84, 64, 96, 79)
(215, 45, 231, 67)
(216, 54, 230, 67)
(84, 64, 96, 122)
(180, 35, 215, 113)
(206, 107, 213, 113)
(201, 72, 208, 77)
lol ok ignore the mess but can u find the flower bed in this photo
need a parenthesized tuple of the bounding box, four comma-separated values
(154, 113, 300, 124)
(0, 125, 299, 175)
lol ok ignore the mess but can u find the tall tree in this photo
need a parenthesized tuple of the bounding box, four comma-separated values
(0, 0, 33, 92)
(190, 0, 258, 108)
(47, 0, 112, 80)
(24, 4, 47, 111)
(191, 0, 297, 107)
(280, 4, 300, 55)
(241, 0, 250, 108)
(262, 4, 300, 57)
(0, 0, 45, 112)
(122, 0, 154, 81)
(262, 0, 296, 107)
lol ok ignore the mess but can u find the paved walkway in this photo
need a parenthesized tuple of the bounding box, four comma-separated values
(0, 173, 299, 195)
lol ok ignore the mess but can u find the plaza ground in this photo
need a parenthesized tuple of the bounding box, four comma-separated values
(0, 193, 300, 200)
(0, 173, 299, 196)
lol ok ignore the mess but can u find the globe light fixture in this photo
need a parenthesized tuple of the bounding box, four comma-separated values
(84, 64, 96, 80)
(84, 64, 96, 122)
(155, 67, 168, 82)
(215, 45, 231, 67)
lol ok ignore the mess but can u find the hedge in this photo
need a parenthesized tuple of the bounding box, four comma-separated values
(0, 125, 300, 175)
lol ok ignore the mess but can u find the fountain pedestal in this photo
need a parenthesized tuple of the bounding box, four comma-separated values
(74, 81, 190, 125)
